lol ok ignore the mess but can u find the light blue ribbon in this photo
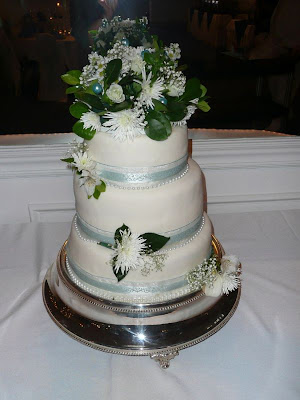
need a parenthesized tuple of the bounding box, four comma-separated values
(66, 252, 189, 294)
(97, 155, 188, 186)
(76, 214, 204, 247)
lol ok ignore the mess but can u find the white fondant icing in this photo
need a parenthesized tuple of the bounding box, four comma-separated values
(67, 212, 212, 283)
(74, 159, 204, 233)
(87, 125, 188, 167)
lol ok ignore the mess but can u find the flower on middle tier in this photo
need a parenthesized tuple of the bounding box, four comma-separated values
(65, 149, 106, 199)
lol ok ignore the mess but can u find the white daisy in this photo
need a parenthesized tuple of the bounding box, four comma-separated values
(136, 67, 164, 109)
(102, 109, 145, 141)
(80, 111, 102, 133)
(221, 272, 240, 295)
(72, 151, 95, 173)
(112, 230, 147, 274)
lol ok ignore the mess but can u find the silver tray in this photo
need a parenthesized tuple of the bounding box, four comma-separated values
(42, 236, 241, 368)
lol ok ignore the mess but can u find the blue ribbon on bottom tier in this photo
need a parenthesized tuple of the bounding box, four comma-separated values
(76, 213, 205, 247)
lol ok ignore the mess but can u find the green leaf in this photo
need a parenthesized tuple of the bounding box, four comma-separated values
(176, 64, 188, 72)
(132, 82, 142, 96)
(69, 102, 89, 118)
(143, 51, 157, 66)
(145, 110, 172, 141)
(152, 36, 160, 51)
(66, 86, 81, 94)
(97, 241, 113, 249)
(197, 100, 211, 112)
(93, 181, 106, 199)
(105, 59, 122, 87)
(75, 92, 103, 110)
(118, 74, 134, 86)
(72, 121, 96, 140)
(61, 70, 81, 85)
(112, 256, 129, 282)
(88, 30, 98, 36)
(181, 78, 202, 102)
(166, 101, 186, 121)
(109, 101, 132, 112)
(114, 224, 130, 243)
(152, 98, 167, 112)
(61, 157, 74, 163)
(200, 84, 207, 97)
(140, 233, 170, 253)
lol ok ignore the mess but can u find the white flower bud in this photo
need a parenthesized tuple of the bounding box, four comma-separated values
(204, 275, 223, 297)
(221, 255, 240, 273)
(131, 56, 145, 74)
(106, 83, 125, 103)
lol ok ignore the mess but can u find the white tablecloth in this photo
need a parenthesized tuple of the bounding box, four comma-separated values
(1, 211, 300, 400)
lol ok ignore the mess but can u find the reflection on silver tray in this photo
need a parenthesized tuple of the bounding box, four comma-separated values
(42, 236, 241, 368)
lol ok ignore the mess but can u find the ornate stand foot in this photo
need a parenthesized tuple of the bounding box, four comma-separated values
(150, 351, 179, 368)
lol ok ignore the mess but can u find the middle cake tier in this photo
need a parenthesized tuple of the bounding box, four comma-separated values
(74, 158, 204, 234)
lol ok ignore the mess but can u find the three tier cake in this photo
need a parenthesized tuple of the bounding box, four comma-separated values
(43, 17, 241, 367)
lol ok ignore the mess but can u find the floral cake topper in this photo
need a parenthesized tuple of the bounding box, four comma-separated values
(61, 16, 210, 142)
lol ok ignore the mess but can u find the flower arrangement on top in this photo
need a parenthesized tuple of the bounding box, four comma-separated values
(61, 16, 210, 143)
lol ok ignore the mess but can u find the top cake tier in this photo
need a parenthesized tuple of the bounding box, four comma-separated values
(88, 125, 188, 168)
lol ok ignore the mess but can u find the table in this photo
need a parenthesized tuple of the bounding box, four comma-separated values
(1, 210, 299, 399)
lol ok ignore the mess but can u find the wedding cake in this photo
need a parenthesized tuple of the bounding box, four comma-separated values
(45, 18, 240, 353)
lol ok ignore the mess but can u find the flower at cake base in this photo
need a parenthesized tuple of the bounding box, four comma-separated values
(102, 109, 145, 141)
(112, 229, 147, 274)
(221, 271, 240, 295)
(106, 83, 125, 103)
(136, 67, 164, 109)
(221, 255, 240, 273)
(187, 254, 241, 297)
(80, 111, 102, 133)
(203, 275, 223, 297)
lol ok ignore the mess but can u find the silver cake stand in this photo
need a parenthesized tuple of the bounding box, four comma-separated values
(42, 236, 241, 368)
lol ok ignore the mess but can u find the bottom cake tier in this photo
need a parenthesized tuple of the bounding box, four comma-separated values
(42, 236, 241, 367)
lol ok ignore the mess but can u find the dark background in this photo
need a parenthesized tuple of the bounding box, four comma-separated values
(0, 0, 299, 135)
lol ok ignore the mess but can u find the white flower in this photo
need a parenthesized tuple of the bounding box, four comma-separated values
(102, 109, 145, 141)
(72, 151, 95, 173)
(106, 83, 125, 103)
(165, 43, 181, 61)
(136, 67, 164, 109)
(221, 272, 240, 295)
(167, 83, 184, 97)
(79, 173, 101, 197)
(130, 54, 145, 74)
(204, 275, 223, 297)
(221, 255, 240, 274)
(80, 111, 102, 133)
(112, 230, 147, 274)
